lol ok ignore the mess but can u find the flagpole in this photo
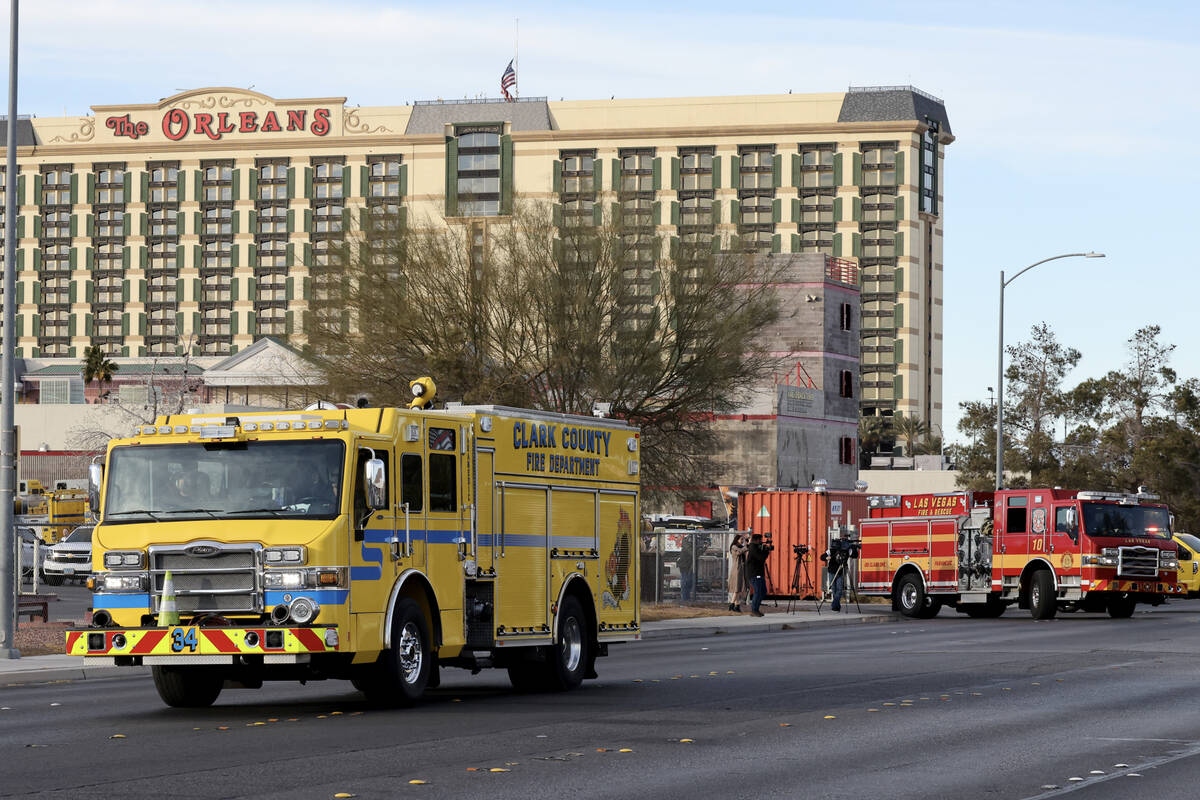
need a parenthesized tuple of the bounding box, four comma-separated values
(514, 18, 519, 100)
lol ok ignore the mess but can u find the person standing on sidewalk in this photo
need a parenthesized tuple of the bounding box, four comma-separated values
(745, 533, 773, 617)
(727, 533, 748, 612)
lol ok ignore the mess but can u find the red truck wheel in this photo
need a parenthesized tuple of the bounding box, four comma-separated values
(1028, 570, 1057, 620)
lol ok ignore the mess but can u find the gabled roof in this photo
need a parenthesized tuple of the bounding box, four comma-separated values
(0, 117, 37, 147)
(203, 337, 321, 387)
(22, 362, 196, 380)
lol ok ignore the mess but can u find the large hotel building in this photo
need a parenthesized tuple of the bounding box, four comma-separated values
(0, 85, 950, 429)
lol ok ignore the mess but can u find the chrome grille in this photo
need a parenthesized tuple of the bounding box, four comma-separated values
(1117, 546, 1159, 578)
(150, 543, 261, 615)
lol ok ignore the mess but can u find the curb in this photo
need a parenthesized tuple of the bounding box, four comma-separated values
(2, 663, 150, 687)
(642, 612, 899, 640)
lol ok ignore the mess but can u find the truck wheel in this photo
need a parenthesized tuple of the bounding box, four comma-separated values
(151, 666, 223, 708)
(1107, 595, 1136, 618)
(544, 596, 590, 691)
(896, 574, 928, 619)
(1028, 570, 1057, 620)
(358, 598, 431, 707)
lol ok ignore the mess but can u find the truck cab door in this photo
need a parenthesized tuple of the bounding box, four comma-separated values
(349, 445, 396, 625)
(474, 446, 495, 575)
(1052, 504, 1082, 579)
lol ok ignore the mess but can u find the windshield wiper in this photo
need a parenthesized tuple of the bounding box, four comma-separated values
(224, 507, 285, 518)
(161, 508, 222, 518)
(106, 509, 163, 521)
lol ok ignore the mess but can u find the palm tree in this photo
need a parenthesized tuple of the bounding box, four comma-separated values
(893, 412, 931, 456)
(82, 346, 119, 398)
(858, 415, 892, 464)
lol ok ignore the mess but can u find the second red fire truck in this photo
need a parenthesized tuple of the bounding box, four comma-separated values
(857, 488, 1182, 619)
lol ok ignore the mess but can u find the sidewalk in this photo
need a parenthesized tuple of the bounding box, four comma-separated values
(0, 603, 898, 687)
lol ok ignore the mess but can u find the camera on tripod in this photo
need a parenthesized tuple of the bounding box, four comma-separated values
(792, 543, 810, 556)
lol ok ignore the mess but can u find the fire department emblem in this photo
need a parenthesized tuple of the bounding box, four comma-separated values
(1031, 507, 1047, 535)
(601, 509, 633, 609)
(1061, 552, 1074, 570)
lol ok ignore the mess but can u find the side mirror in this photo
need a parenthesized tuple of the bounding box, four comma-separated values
(88, 463, 103, 514)
(364, 458, 387, 510)
(1064, 507, 1077, 533)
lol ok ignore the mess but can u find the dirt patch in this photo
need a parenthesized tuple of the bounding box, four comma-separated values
(14, 621, 72, 656)
(640, 604, 741, 622)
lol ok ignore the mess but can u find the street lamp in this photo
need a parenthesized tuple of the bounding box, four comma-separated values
(995, 252, 1104, 490)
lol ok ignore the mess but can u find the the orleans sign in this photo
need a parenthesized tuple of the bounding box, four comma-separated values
(91, 88, 345, 144)
(107, 107, 332, 141)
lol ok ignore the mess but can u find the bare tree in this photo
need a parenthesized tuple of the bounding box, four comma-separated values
(302, 201, 784, 490)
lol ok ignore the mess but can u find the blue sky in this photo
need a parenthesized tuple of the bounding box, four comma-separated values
(6, 0, 1198, 442)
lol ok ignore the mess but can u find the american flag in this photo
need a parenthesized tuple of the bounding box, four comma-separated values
(500, 60, 517, 102)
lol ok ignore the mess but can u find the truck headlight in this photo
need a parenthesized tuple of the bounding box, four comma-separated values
(264, 546, 306, 565)
(104, 551, 145, 569)
(1161, 557, 1180, 571)
(1082, 554, 1119, 567)
(99, 573, 147, 592)
(263, 570, 306, 589)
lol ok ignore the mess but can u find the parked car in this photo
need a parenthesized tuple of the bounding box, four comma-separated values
(1174, 533, 1200, 597)
(41, 524, 94, 585)
(15, 526, 42, 577)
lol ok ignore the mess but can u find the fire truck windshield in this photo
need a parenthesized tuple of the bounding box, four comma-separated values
(1081, 502, 1171, 540)
(103, 440, 346, 523)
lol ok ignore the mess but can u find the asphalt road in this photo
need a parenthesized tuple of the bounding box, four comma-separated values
(6, 606, 1200, 799)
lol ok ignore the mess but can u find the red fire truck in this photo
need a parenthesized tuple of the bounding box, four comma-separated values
(857, 488, 1182, 620)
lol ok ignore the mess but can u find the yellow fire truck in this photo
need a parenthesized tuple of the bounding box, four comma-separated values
(67, 380, 641, 708)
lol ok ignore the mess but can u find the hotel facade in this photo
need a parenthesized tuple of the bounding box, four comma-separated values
(0, 85, 950, 428)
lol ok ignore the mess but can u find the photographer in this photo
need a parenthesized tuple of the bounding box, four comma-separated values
(820, 533, 860, 612)
(745, 533, 774, 617)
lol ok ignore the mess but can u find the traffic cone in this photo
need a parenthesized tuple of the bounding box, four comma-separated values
(160, 570, 180, 626)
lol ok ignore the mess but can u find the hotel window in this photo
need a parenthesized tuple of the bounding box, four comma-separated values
(148, 238, 177, 271)
(861, 192, 896, 223)
(94, 308, 123, 342)
(93, 164, 125, 205)
(861, 225, 895, 258)
(94, 273, 122, 306)
(311, 157, 344, 200)
(797, 188, 834, 255)
(200, 158, 234, 354)
(256, 271, 287, 303)
(257, 305, 287, 337)
(257, 236, 287, 270)
(558, 149, 596, 226)
(42, 275, 70, 307)
(96, 208, 124, 238)
(42, 209, 70, 239)
(313, 202, 343, 234)
(367, 155, 402, 198)
(147, 273, 175, 305)
(256, 159, 290, 242)
(797, 144, 835, 188)
(860, 144, 897, 187)
(920, 120, 939, 215)
(619, 149, 655, 195)
(39, 166, 72, 206)
(618, 148, 656, 263)
(737, 145, 775, 253)
(147, 162, 180, 204)
(676, 147, 714, 255)
(146, 305, 177, 355)
(456, 130, 501, 217)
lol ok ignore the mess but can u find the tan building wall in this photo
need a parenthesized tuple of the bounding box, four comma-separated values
(1, 85, 950, 429)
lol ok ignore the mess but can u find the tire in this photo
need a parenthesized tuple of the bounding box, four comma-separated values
(151, 666, 223, 708)
(1028, 570, 1057, 620)
(895, 574, 928, 619)
(1107, 595, 1136, 619)
(358, 598, 431, 707)
(918, 597, 943, 619)
(544, 596, 590, 691)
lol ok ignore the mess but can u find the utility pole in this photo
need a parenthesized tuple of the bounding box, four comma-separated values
(1, 0, 20, 658)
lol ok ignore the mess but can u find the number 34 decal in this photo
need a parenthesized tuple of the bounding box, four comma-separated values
(170, 627, 199, 652)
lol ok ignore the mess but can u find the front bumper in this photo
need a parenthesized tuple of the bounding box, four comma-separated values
(67, 625, 339, 664)
(1086, 579, 1183, 594)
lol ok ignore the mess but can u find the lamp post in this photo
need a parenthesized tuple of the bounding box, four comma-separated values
(995, 252, 1104, 490)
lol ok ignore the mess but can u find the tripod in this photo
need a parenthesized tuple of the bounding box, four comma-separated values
(817, 553, 861, 613)
(786, 547, 818, 614)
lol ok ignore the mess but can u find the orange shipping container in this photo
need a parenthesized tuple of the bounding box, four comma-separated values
(737, 490, 874, 599)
